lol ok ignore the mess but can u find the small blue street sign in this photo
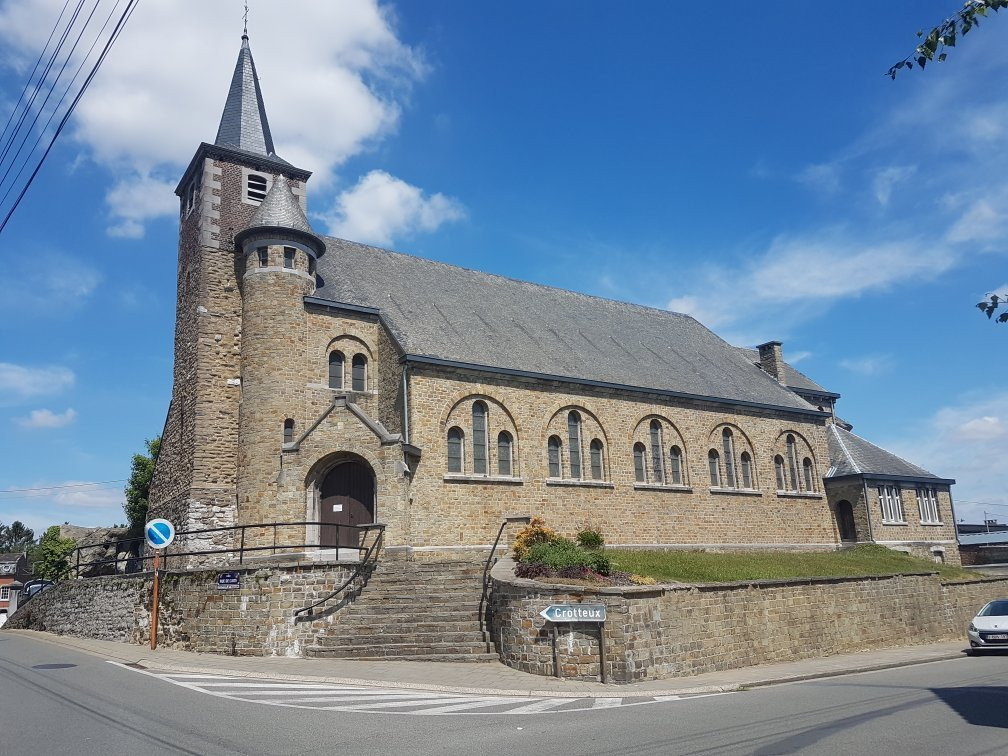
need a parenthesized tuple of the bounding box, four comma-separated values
(539, 603, 607, 623)
(217, 572, 241, 590)
(145, 519, 176, 550)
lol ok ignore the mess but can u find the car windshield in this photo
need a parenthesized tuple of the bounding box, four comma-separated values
(978, 600, 1008, 617)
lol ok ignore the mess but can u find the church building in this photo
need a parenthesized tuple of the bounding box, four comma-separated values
(148, 35, 959, 565)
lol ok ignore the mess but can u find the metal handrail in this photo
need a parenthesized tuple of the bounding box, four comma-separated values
(479, 516, 531, 635)
(68, 521, 383, 578)
(293, 524, 385, 619)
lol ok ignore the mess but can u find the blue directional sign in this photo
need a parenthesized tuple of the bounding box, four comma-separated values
(539, 603, 607, 623)
(145, 519, 176, 550)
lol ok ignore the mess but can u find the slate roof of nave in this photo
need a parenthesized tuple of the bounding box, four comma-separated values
(312, 237, 821, 414)
(736, 348, 834, 396)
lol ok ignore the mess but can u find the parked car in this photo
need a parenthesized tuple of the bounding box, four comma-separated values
(967, 599, 1008, 653)
(20, 579, 54, 601)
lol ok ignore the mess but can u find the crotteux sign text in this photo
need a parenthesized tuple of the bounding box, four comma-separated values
(539, 603, 607, 623)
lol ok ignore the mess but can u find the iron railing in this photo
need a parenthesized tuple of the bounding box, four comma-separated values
(479, 516, 531, 635)
(68, 521, 385, 578)
(293, 524, 385, 620)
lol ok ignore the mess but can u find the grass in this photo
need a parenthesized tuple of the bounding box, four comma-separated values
(608, 544, 982, 584)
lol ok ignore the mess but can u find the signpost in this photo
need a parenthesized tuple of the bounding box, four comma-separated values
(144, 519, 176, 651)
(539, 603, 608, 683)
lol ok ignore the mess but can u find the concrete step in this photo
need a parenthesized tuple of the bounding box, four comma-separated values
(315, 631, 488, 647)
(327, 620, 483, 633)
(305, 644, 496, 660)
(306, 648, 499, 663)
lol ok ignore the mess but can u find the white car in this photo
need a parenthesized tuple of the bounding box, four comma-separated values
(967, 599, 1008, 653)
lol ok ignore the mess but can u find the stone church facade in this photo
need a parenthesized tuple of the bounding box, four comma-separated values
(148, 35, 960, 564)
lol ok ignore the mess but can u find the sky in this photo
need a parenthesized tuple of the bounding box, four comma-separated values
(0, 0, 1006, 536)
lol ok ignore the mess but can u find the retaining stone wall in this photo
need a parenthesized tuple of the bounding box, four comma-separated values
(490, 558, 1008, 683)
(5, 561, 354, 657)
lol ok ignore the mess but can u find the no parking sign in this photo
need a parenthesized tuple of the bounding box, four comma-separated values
(145, 519, 175, 550)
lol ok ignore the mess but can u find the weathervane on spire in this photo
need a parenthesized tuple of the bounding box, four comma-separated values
(243, 1, 249, 37)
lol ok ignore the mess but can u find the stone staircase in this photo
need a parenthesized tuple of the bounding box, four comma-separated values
(305, 557, 498, 662)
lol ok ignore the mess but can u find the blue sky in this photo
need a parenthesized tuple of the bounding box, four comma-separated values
(1, 0, 1006, 535)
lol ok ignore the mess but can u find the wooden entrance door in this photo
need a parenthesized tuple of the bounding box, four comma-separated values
(320, 460, 375, 549)
(837, 500, 857, 542)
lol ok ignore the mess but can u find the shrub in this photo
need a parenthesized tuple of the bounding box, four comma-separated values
(525, 538, 611, 576)
(577, 528, 604, 550)
(514, 562, 552, 580)
(512, 517, 559, 561)
(629, 573, 657, 586)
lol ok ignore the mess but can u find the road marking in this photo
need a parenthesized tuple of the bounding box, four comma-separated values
(108, 662, 729, 716)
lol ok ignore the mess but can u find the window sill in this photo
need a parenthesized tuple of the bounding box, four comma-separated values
(444, 474, 524, 485)
(775, 490, 823, 500)
(634, 483, 693, 493)
(308, 384, 377, 396)
(920, 522, 945, 527)
(879, 520, 909, 526)
(710, 487, 762, 496)
(546, 478, 615, 489)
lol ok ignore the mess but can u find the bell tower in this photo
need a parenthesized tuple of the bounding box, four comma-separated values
(148, 33, 313, 548)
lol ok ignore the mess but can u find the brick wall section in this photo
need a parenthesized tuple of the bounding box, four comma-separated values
(490, 559, 1008, 683)
(823, 477, 871, 542)
(5, 562, 354, 656)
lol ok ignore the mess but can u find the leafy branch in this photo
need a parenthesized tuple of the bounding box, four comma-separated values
(978, 293, 1008, 323)
(888, 0, 1007, 78)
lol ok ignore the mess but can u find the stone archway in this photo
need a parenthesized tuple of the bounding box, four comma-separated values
(836, 500, 857, 542)
(318, 457, 376, 549)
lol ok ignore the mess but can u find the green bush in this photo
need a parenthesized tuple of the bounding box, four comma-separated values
(577, 529, 604, 550)
(525, 538, 611, 575)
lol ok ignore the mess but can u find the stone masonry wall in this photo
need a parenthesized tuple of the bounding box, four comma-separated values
(5, 561, 353, 657)
(490, 560, 1008, 683)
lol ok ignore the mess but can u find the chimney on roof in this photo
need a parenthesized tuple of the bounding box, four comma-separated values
(757, 340, 785, 382)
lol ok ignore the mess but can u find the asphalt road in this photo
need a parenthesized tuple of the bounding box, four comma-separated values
(2, 632, 1007, 755)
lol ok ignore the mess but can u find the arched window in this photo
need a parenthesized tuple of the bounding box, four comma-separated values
(472, 401, 488, 475)
(447, 427, 464, 473)
(547, 435, 562, 478)
(633, 442, 647, 483)
(590, 439, 604, 480)
(740, 451, 753, 489)
(497, 431, 513, 476)
(803, 457, 815, 492)
(722, 428, 736, 488)
(283, 418, 294, 445)
(352, 354, 367, 392)
(708, 450, 721, 487)
(568, 411, 582, 479)
(650, 420, 664, 484)
(328, 350, 344, 389)
(786, 435, 799, 491)
(774, 455, 786, 490)
(669, 445, 683, 485)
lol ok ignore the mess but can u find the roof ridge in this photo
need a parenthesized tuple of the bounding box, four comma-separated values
(837, 424, 936, 477)
(829, 424, 861, 474)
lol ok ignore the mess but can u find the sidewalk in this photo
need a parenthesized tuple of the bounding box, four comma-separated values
(2, 629, 969, 698)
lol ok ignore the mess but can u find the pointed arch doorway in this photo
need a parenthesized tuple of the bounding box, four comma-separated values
(319, 458, 375, 550)
(836, 500, 857, 542)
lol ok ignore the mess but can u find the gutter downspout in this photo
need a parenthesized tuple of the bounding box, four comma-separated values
(402, 363, 410, 445)
(862, 477, 875, 543)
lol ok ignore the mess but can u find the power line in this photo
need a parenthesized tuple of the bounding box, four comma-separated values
(0, 479, 126, 495)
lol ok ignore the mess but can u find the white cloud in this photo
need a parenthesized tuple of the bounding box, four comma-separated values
(105, 175, 178, 239)
(50, 482, 123, 510)
(15, 407, 77, 428)
(872, 165, 915, 207)
(795, 162, 841, 194)
(0, 0, 430, 236)
(325, 169, 465, 245)
(0, 252, 100, 311)
(0, 363, 74, 400)
(787, 350, 812, 365)
(945, 193, 1008, 245)
(839, 355, 892, 377)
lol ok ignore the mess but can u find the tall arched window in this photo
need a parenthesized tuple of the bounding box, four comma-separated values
(567, 411, 582, 479)
(351, 354, 367, 391)
(447, 427, 464, 473)
(328, 350, 344, 389)
(708, 450, 721, 487)
(722, 429, 736, 488)
(786, 435, 799, 491)
(740, 451, 753, 489)
(497, 431, 513, 476)
(649, 420, 664, 484)
(774, 455, 786, 490)
(472, 401, 488, 475)
(590, 439, 604, 480)
(803, 457, 815, 492)
(547, 435, 562, 478)
(283, 418, 294, 445)
(633, 442, 647, 483)
(669, 446, 683, 485)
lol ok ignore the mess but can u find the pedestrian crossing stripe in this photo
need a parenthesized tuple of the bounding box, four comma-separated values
(110, 662, 725, 716)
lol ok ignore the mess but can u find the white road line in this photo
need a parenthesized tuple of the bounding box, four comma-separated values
(245, 693, 451, 704)
(591, 697, 625, 708)
(411, 698, 535, 715)
(318, 696, 490, 711)
(195, 682, 354, 689)
(224, 689, 439, 698)
(499, 698, 577, 714)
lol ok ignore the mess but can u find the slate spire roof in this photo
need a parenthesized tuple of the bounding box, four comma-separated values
(215, 34, 276, 157)
(238, 175, 325, 257)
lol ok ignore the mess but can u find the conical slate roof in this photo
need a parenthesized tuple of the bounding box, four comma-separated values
(248, 175, 313, 234)
(215, 35, 275, 156)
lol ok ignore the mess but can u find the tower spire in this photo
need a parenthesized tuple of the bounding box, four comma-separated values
(214, 31, 275, 156)
(243, 1, 248, 38)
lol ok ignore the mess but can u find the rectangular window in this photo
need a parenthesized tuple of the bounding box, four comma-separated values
(878, 484, 906, 523)
(498, 434, 512, 477)
(283, 247, 295, 269)
(0, 586, 9, 600)
(257, 247, 268, 267)
(247, 173, 268, 202)
(917, 487, 941, 524)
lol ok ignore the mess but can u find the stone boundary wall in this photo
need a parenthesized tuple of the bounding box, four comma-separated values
(490, 558, 1008, 683)
(4, 561, 355, 657)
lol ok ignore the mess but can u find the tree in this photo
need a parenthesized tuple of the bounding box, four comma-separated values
(124, 435, 161, 531)
(28, 525, 76, 581)
(888, 0, 1007, 78)
(0, 521, 35, 551)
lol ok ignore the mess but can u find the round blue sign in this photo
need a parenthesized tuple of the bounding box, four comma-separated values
(145, 518, 176, 549)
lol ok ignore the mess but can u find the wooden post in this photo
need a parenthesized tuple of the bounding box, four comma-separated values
(150, 550, 161, 651)
(551, 623, 561, 679)
(599, 623, 607, 684)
